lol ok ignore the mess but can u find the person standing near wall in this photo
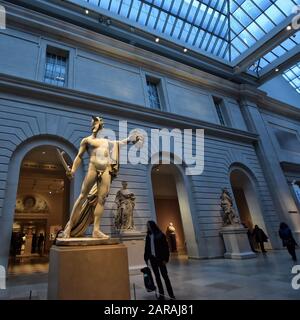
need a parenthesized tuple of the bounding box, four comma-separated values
(279, 222, 298, 262)
(252, 225, 268, 253)
(37, 233, 45, 256)
(144, 220, 175, 300)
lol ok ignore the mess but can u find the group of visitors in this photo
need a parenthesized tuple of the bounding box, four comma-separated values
(10, 232, 45, 257)
(243, 222, 297, 262)
(145, 220, 298, 301)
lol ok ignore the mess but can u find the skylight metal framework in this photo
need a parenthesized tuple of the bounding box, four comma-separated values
(82, 0, 299, 62)
(230, 0, 299, 61)
(70, 0, 300, 92)
(249, 31, 300, 75)
(283, 62, 300, 93)
(85, 0, 231, 60)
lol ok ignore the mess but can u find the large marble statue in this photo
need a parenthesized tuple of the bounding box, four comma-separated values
(220, 188, 240, 226)
(59, 116, 141, 239)
(114, 181, 136, 231)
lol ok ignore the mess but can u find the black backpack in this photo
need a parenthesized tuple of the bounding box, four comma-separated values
(141, 267, 156, 292)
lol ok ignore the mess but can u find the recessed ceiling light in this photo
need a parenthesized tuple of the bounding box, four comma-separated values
(275, 68, 280, 72)
(85, 9, 89, 15)
(183, 48, 188, 53)
(155, 37, 160, 43)
(287, 25, 292, 31)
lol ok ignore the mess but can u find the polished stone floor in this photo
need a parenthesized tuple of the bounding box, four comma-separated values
(1, 250, 299, 300)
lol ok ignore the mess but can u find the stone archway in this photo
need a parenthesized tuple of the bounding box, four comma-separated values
(147, 160, 199, 259)
(0, 136, 83, 269)
(230, 165, 271, 249)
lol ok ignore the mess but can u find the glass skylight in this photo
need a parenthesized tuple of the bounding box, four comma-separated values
(230, 0, 299, 61)
(283, 62, 300, 94)
(84, 0, 231, 60)
(249, 31, 300, 75)
(79, 0, 299, 63)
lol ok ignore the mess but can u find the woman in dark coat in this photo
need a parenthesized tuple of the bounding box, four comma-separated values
(144, 220, 175, 300)
(279, 222, 298, 261)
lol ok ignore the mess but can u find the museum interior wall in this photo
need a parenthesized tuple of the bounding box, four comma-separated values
(0, 92, 281, 261)
(0, 18, 245, 128)
(259, 75, 300, 110)
(0, 1, 300, 266)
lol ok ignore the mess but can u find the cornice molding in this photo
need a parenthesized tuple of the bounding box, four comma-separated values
(239, 84, 300, 121)
(3, 1, 241, 96)
(1, 1, 299, 124)
(0, 73, 259, 144)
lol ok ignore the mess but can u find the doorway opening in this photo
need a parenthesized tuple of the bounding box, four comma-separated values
(230, 166, 271, 249)
(8, 146, 70, 274)
(151, 165, 188, 257)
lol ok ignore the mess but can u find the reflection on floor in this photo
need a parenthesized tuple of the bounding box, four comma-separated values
(1, 250, 299, 300)
(8, 257, 49, 276)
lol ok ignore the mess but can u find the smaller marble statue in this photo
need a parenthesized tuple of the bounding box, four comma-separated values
(114, 181, 136, 231)
(220, 188, 240, 226)
(166, 222, 177, 252)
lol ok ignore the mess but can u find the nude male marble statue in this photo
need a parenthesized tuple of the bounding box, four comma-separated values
(60, 116, 140, 239)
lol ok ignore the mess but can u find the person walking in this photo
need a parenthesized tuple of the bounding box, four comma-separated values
(37, 233, 45, 256)
(144, 220, 175, 300)
(279, 222, 298, 262)
(252, 225, 268, 253)
(242, 222, 257, 253)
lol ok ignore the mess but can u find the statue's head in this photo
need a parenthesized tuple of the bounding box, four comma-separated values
(91, 116, 104, 134)
(122, 181, 128, 189)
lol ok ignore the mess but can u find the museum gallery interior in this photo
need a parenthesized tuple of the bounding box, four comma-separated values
(0, 0, 300, 300)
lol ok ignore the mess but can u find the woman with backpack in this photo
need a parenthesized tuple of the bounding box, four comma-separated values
(279, 222, 298, 261)
(144, 220, 175, 300)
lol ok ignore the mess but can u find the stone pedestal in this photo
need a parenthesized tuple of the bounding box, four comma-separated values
(48, 244, 130, 300)
(220, 226, 256, 259)
(119, 231, 146, 272)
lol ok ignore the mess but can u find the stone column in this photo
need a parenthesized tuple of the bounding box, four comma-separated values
(240, 96, 300, 243)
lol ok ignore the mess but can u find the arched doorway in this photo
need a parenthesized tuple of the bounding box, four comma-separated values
(150, 164, 198, 258)
(230, 166, 271, 249)
(8, 146, 71, 273)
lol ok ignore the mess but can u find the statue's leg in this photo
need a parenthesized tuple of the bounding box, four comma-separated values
(63, 167, 97, 238)
(92, 169, 111, 238)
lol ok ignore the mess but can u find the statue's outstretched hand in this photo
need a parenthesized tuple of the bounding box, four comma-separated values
(129, 130, 144, 148)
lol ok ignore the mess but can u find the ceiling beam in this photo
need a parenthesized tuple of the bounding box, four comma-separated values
(257, 46, 300, 84)
(233, 14, 298, 74)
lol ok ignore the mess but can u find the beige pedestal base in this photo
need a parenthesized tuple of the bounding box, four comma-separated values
(120, 232, 146, 272)
(48, 244, 130, 300)
(220, 226, 256, 259)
